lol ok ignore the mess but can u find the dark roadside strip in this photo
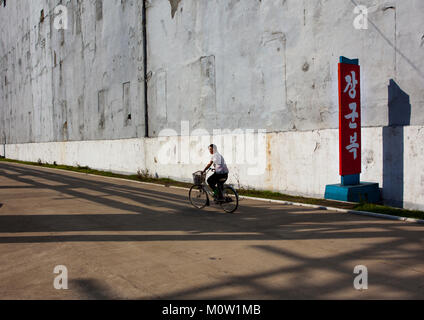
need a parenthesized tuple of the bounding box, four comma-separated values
(1, 157, 423, 222)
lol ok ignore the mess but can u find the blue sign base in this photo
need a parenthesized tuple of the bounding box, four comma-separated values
(325, 182, 380, 203)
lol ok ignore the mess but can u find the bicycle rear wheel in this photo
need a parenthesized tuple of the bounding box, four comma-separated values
(189, 185, 208, 209)
(220, 186, 239, 213)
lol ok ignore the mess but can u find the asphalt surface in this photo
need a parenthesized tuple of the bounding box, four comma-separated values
(0, 161, 423, 299)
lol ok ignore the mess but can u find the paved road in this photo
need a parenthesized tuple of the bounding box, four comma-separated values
(0, 161, 423, 299)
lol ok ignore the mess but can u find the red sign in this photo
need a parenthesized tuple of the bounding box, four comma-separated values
(338, 62, 361, 176)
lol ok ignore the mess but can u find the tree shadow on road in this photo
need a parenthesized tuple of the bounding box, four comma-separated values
(0, 162, 423, 299)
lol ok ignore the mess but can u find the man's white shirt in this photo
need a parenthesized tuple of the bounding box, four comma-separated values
(211, 152, 229, 174)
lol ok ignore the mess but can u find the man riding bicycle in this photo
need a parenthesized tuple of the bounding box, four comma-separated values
(189, 144, 238, 213)
(202, 144, 229, 201)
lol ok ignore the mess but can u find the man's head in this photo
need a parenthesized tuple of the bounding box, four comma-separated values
(208, 144, 217, 154)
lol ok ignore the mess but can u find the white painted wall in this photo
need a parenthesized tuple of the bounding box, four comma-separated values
(147, 0, 424, 134)
(0, 0, 146, 144)
(5, 138, 146, 175)
(5, 125, 424, 211)
(1, 0, 423, 210)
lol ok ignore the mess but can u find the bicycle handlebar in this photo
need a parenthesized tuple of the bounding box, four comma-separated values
(198, 168, 214, 175)
(195, 168, 214, 176)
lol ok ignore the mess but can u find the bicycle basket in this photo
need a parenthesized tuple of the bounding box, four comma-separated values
(192, 171, 205, 185)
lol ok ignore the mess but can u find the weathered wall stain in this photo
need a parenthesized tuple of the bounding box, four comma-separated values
(0, 0, 145, 144)
(168, 0, 182, 19)
(0, 0, 424, 210)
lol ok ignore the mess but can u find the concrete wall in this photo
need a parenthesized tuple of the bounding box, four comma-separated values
(1, 0, 424, 210)
(147, 0, 424, 134)
(3, 126, 424, 211)
(0, 0, 146, 144)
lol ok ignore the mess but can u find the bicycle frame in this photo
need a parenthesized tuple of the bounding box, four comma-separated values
(190, 168, 239, 213)
(202, 168, 227, 198)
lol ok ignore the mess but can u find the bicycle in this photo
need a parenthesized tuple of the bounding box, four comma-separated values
(189, 168, 239, 213)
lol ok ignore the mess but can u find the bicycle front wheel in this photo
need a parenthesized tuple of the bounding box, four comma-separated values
(189, 185, 208, 209)
(220, 186, 239, 213)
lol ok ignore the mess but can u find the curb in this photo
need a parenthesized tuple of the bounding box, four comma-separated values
(2, 160, 423, 225)
(238, 195, 424, 225)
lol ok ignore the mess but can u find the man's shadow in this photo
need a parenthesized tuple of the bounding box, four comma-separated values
(382, 80, 411, 208)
